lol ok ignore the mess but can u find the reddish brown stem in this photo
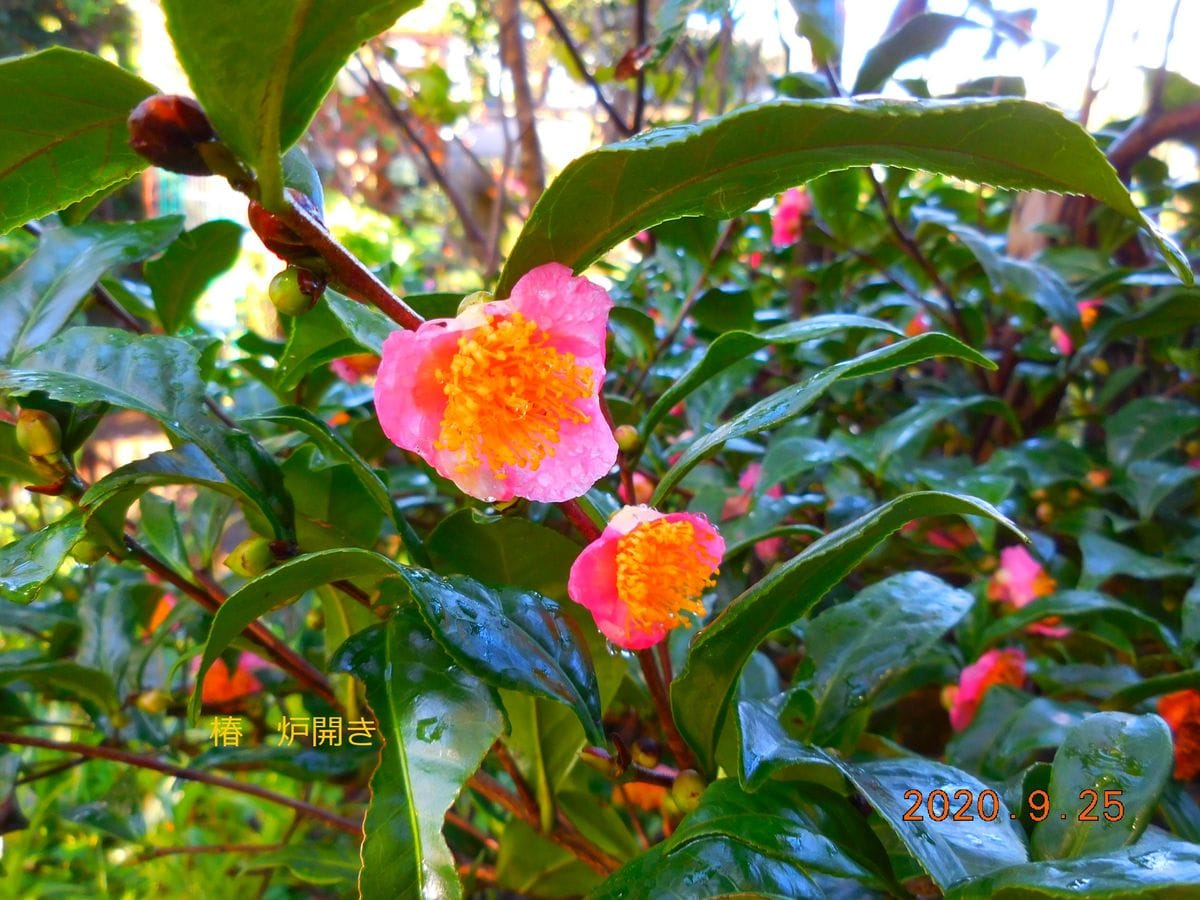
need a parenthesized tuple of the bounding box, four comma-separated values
(638, 650, 696, 771)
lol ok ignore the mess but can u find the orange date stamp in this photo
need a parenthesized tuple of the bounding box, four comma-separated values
(901, 788, 1125, 823)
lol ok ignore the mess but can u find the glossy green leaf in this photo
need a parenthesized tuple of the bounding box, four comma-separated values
(790, 0, 843, 69)
(332, 611, 502, 900)
(737, 695, 847, 792)
(1031, 713, 1173, 860)
(949, 839, 1200, 898)
(592, 778, 876, 898)
(672, 491, 1022, 774)
(653, 332, 993, 502)
(144, 220, 243, 333)
(640, 314, 902, 440)
(497, 98, 1190, 297)
(251, 406, 428, 565)
(1107, 398, 1200, 468)
(0, 327, 294, 539)
(844, 758, 1028, 889)
(0, 659, 116, 712)
(801, 572, 973, 743)
(395, 567, 604, 746)
(979, 590, 1179, 656)
(162, 0, 424, 205)
(189, 548, 400, 721)
(80, 444, 234, 526)
(0, 219, 183, 363)
(0, 48, 156, 234)
(1124, 460, 1200, 521)
(1078, 534, 1191, 589)
(853, 14, 977, 94)
(281, 445, 384, 551)
(0, 513, 85, 604)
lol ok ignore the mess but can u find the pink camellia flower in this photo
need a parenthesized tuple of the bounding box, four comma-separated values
(1050, 298, 1103, 355)
(771, 187, 811, 248)
(331, 353, 380, 383)
(568, 505, 724, 650)
(988, 545, 1068, 638)
(618, 471, 655, 505)
(722, 463, 784, 563)
(192, 652, 267, 706)
(374, 263, 617, 502)
(906, 311, 931, 337)
(747, 251, 764, 269)
(944, 647, 1026, 731)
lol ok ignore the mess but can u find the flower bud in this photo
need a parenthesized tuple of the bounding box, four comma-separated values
(614, 425, 641, 454)
(70, 536, 107, 564)
(248, 190, 325, 268)
(670, 769, 705, 812)
(127, 95, 216, 176)
(631, 736, 661, 768)
(305, 608, 325, 630)
(226, 537, 274, 577)
(269, 267, 324, 316)
(136, 689, 172, 715)
(15, 409, 62, 457)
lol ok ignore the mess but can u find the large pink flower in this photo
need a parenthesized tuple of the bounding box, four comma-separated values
(771, 187, 811, 248)
(374, 263, 617, 502)
(988, 545, 1067, 638)
(946, 647, 1026, 731)
(568, 506, 724, 650)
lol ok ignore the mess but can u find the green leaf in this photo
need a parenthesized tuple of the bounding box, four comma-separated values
(672, 491, 1022, 774)
(1031, 713, 1173, 860)
(1107, 398, 1200, 467)
(592, 779, 876, 898)
(0, 218, 183, 363)
(843, 758, 1028, 889)
(946, 840, 1200, 898)
(1078, 534, 1191, 589)
(1124, 460, 1200, 521)
(0, 659, 116, 712)
(242, 846, 358, 886)
(394, 567, 605, 746)
(189, 548, 400, 721)
(0, 513, 85, 603)
(0, 327, 294, 539)
(790, 0, 843, 69)
(853, 14, 977, 94)
(652, 332, 993, 502)
(497, 98, 1191, 297)
(640, 314, 902, 440)
(251, 406, 428, 565)
(737, 695, 847, 792)
(979, 590, 1179, 656)
(80, 443, 235, 525)
(275, 291, 389, 390)
(281, 445, 384, 551)
(144, 220, 243, 333)
(0, 48, 157, 234)
(332, 611, 502, 900)
(162, 0, 424, 205)
(801, 572, 973, 743)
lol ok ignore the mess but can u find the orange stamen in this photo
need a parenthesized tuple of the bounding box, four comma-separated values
(615, 518, 719, 638)
(435, 312, 593, 478)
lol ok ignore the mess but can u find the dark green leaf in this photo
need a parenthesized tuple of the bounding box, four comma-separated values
(0, 514, 85, 604)
(0, 328, 294, 538)
(163, 0, 424, 204)
(0, 48, 156, 234)
(653, 333, 993, 502)
(497, 98, 1190, 297)
(1078, 534, 1191, 589)
(672, 491, 1022, 774)
(1031, 713, 1173, 860)
(0, 219, 183, 363)
(144, 220, 243, 333)
(1107, 398, 1200, 468)
(853, 14, 977, 94)
(395, 567, 605, 746)
(189, 548, 400, 721)
(0, 659, 116, 712)
(801, 572, 973, 743)
(979, 590, 1179, 656)
(737, 695, 847, 792)
(332, 611, 502, 899)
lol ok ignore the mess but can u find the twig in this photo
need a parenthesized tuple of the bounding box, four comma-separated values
(1108, 102, 1200, 179)
(638, 650, 696, 771)
(493, 742, 540, 823)
(0, 731, 360, 836)
(134, 842, 285, 863)
(633, 0, 648, 132)
(533, 0, 635, 136)
(446, 811, 500, 853)
(1078, 0, 1115, 127)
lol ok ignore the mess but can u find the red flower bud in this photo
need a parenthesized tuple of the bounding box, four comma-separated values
(247, 190, 325, 268)
(127, 95, 216, 176)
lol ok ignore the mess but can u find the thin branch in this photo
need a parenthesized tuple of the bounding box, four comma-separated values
(533, 0, 635, 136)
(0, 731, 361, 836)
(1078, 0, 1115, 127)
(1108, 102, 1200, 179)
(633, 0, 648, 132)
(134, 842, 285, 863)
(638, 650, 696, 771)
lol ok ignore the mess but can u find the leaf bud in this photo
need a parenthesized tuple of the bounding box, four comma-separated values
(127, 95, 217, 176)
(614, 425, 641, 454)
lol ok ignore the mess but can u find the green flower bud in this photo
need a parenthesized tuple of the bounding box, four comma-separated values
(670, 769, 705, 812)
(15, 409, 62, 457)
(135, 689, 172, 715)
(269, 267, 323, 316)
(70, 536, 108, 564)
(226, 537, 274, 577)
(614, 425, 641, 454)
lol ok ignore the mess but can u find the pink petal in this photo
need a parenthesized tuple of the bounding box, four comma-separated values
(498, 396, 617, 502)
(374, 321, 464, 461)
(507, 262, 612, 368)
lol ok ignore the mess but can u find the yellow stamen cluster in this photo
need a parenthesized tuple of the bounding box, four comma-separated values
(435, 312, 593, 478)
(615, 518, 719, 637)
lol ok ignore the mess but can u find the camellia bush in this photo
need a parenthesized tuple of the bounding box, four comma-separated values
(2, 1, 1200, 897)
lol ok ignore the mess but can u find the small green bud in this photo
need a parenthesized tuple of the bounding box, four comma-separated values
(269, 267, 324, 316)
(136, 689, 172, 715)
(614, 425, 641, 454)
(226, 536, 274, 577)
(15, 409, 62, 457)
(305, 608, 325, 630)
(670, 769, 705, 812)
(70, 536, 108, 564)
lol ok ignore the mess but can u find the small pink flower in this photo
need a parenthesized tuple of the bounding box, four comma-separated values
(771, 188, 811, 248)
(331, 353, 380, 383)
(1050, 298, 1103, 355)
(374, 263, 617, 502)
(747, 251, 764, 269)
(988, 545, 1067, 638)
(945, 647, 1026, 731)
(618, 471, 655, 505)
(906, 311, 931, 337)
(568, 506, 724, 650)
(722, 463, 785, 562)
